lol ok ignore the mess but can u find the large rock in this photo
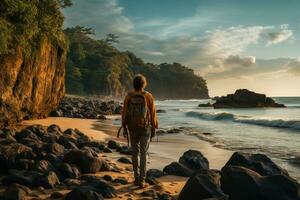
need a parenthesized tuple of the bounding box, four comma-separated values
(86, 179, 117, 198)
(0, 39, 66, 127)
(213, 89, 285, 108)
(35, 171, 60, 189)
(78, 175, 116, 198)
(65, 186, 104, 200)
(64, 150, 108, 173)
(163, 162, 193, 177)
(2, 170, 60, 189)
(146, 169, 166, 179)
(225, 152, 289, 176)
(57, 162, 80, 179)
(221, 166, 300, 200)
(178, 170, 228, 200)
(0, 143, 33, 172)
(2, 171, 37, 187)
(1, 185, 27, 200)
(179, 150, 209, 171)
(32, 160, 54, 173)
(163, 150, 210, 177)
(41, 143, 65, 155)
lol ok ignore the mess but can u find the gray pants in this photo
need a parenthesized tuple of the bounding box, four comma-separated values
(129, 127, 151, 181)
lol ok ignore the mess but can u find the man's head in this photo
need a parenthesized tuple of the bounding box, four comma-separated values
(133, 74, 147, 91)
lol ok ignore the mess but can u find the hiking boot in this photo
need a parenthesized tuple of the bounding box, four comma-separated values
(133, 177, 139, 186)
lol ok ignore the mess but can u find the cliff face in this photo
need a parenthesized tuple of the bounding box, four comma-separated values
(0, 39, 66, 127)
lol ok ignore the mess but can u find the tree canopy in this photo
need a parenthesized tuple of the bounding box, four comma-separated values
(0, 0, 69, 56)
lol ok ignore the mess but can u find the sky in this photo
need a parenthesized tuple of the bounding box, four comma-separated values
(63, 0, 300, 97)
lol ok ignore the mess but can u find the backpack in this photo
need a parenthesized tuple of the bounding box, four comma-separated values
(126, 91, 150, 129)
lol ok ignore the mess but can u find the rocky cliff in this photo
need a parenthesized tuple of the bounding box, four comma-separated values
(0, 39, 66, 127)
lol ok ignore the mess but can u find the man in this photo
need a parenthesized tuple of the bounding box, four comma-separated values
(122, 74, 158, 188)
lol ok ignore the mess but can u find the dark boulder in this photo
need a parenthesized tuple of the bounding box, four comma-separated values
(47, 124, 62, 135)
(57, 162, 80, 179)
(112, 177, 128, 185)
(221, 166, 300, 200)
(178, 170, 228, 200)
(0, 143, 33, 172)
(41, 143, 65, 155)
(103, 175, 113, 182)
(117, 157, 132, 164)
(117, 145, 132, 155)
(58, 135, 78, 149)
(44, 153, 62, 166)
(25, 125, 46, 138)
(32, 160, 54, 173)
(107, 140, 120, 149)
(87, 179, 116, 198)
(65, 186, 104, 200)
(79, 175, 116, 198)
(41, 134, 58, 143)
(80, 141, 105, 150)
(2, 170, 39, 188)
(35, 171, 60, 189)
(213, 89, 285, 108)
(103, 147, 113, 153)
(225, 152, 289, 176)
(146, 169, 166, 179)
(1, 185, 27, 200)
(163, 162, 193, 177)
(179, 150, 209, 171)
(2, 170, 58, 189)
(64, 150, 108, 173)
(15, 129, 39, 141)
(17, 138, 42, 150)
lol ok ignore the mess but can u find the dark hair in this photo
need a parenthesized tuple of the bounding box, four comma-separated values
(133, 74, 147, 91)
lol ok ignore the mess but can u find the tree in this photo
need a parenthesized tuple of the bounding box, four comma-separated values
(105, 33, 119, 45)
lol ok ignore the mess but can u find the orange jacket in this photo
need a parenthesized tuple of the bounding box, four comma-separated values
(121, 91, 158, 129)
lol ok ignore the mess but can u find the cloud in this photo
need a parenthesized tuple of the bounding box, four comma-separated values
(224, 55, 256, 67)
(63, 0, 133, 37)
(287, 59, 300, 76)
(203, 58, 293, 80)
(266, 24, 293, 46)
(204, 26, 271, 57)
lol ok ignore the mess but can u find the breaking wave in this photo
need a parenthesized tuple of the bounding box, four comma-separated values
(186, 111, 300, 130)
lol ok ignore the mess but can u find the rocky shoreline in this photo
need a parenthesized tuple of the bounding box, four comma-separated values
(0, 123, 299, 200)
(49, 96, 122, 119)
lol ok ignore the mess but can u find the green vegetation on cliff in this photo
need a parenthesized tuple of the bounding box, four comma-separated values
(0, 0, 71, 56)
(65, 27, 209, 99)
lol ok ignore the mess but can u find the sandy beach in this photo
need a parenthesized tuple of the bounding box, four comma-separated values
(22, 115, 233, 199)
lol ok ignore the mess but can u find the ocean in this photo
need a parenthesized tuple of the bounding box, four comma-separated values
(155, 97, 300, 180)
